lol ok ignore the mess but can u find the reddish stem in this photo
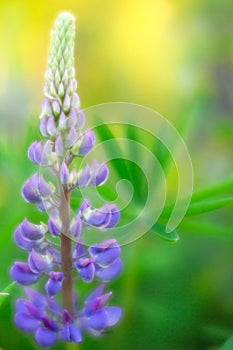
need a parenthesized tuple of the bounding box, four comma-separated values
(59, 185, 73, 315)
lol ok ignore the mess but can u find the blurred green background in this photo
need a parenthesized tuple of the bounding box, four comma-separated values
(0, 0, 233, 349)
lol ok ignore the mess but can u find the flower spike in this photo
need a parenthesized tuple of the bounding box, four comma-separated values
(10, 11, 122, 347)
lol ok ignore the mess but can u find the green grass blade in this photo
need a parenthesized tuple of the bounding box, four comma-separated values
(0, 282, 15, 309)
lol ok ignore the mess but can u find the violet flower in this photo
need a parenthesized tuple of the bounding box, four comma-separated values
(10, 12, 122, 347)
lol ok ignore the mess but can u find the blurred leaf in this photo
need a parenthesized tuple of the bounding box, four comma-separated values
(219, 335, 233, 350)
(0, 282, 15, 309)
(191, 177, 233, 202)
(151, 222, 179, 242)
(185, 197, 233, 216)
(161, 196, 233, 218)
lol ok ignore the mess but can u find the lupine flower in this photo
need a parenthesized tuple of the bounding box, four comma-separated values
(10, 12, 122, 347)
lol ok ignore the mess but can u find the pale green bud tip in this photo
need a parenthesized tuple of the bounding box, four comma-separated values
(44, 12, 77, 105)
(55, 11, 75, 24)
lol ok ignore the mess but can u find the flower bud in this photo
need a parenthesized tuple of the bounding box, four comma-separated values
(28, 249, 54, 273)
(75, 258, 95, 283)
(47, 116, 56, 136)
(52, 99, 61, 118)
(60, 161, 69, 184)
(55, 134, 64, 156)
(45, 271, 64, 296)
(71, 93, 80, 109)
(40, 98, 52, 118)
(40, 117, 49, 137)
(63, 93, 71, 114)
(76, 165, 91, 188)
(10, 262, 40, 285)
(95, 258, 122, 282)
(58, 111, 67, 130)
(66, 126, 77, 147)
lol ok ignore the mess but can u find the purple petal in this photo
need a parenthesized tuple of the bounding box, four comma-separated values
(47, 248, 61, 264)
(63, 93, 71, 113)
(105, 205, 120, 228)
(41, 98, 52, 117)
(52, 99, 61, 117)
(78, 129, 95, 156)
(15, 299, 28, 313)
(70, 324, 82, 343)
(66, 125, 77, 147)
(79, 199, 89, 212)
(14, 312, 40, 332)
(71, 93, 80, 109)
(14, 225, 42, 250)
(55, 134, 64, 156)
(39, 116, 49, 137)
(42, 316, 59, 331)
(62, 324, 82, 343)
(28, 249, 53, 273)
(27, 141, 37, 162)
(85, 285, 105, 305)
(60, 161, 69, 184)
(21, 179, 41, 204)
(63, 309, 73, 324)
(24, 288, 46, 309)
(34, 142, 45, 165)
(45, 272, 64, 296)
(83, 207, 108, 227)
(91, 162, 109, 186)
(89, 239, 120, 267)
(75, 259, 95, 283)
(45, 278, 62, 296)
(35, 327, 57, 347)
(40, 140, 53, 166)
(58, 111, 67, 130)
(36, 201, 52, 213)
(70, 216, 82, 237)
(48, 215, 61, 236)
(30, 173, 54, 198)
(96, 258, 122, 282)
(72, 242, 86, 260)
(76, 109, 85, 129)
(76, 165, 91, 188)
(88, 309, 108, 330)
(104, 306, 122, 326)
(28, 141, 40, 164)
(21, 219, 45, 240)
(46, 296, 62, 315)
(68, 107, 78, 127)
(47, 116, 56, 136)
(10, 262, 40, 285)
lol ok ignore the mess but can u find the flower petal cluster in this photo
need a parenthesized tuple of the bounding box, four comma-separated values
(10, 12, 122, 347)
(14, 285, 121, 347)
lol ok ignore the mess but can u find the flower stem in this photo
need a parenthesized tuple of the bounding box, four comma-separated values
(60, 185, 73, 315)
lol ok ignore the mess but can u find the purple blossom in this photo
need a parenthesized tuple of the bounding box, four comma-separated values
(76, 160, 109, 188)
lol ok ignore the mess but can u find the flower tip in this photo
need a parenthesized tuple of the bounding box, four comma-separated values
(57, 11, 75, 23)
